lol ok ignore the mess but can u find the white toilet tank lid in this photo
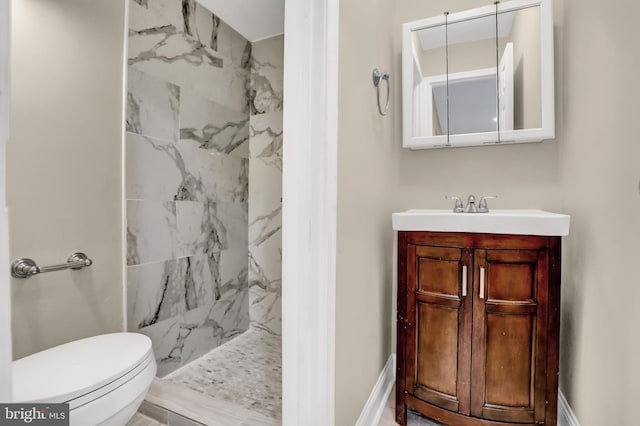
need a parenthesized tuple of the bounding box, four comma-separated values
(12, 332, 153, 404)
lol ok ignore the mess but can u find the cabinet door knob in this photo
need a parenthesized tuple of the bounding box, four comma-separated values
(462, 265, 468, 297)
(479, 267, 485, 299)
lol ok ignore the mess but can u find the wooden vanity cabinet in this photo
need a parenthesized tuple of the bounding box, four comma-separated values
(396, 232, 561, 426)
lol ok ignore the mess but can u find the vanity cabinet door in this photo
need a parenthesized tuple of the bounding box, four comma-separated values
(397, 232, 560, 426)
(470, 248, 549, 424)
(406, 244, 473, 415)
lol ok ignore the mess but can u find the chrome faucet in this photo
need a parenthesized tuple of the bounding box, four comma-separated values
(464, 195, 478, 213)
(445, 195, 497, 213)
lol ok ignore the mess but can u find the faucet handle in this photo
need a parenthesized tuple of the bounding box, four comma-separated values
(445, 196, 464, 213)
(478, 195, 498, 213)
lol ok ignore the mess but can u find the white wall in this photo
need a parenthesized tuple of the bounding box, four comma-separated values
(0, 0, 12, 403)
(282, 0, 338, 423)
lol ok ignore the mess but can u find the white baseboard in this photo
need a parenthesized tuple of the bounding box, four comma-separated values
(356, 354, 396, 426)
(558, 390, 580, 426)
(357, 355, 579, 426)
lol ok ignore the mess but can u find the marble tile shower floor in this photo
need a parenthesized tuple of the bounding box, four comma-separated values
(163, 328, 282, 423)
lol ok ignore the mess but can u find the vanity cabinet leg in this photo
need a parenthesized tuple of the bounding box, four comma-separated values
(395, 390, 407, 426)
(395, 405, 407, 426)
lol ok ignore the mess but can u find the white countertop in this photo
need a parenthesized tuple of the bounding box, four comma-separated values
(392, 209, 570, 236)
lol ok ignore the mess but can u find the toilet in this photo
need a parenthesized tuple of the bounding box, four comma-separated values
(12, 333, 156, 426)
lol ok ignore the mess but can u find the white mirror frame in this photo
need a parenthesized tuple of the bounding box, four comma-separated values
(402, 0, 554, 150)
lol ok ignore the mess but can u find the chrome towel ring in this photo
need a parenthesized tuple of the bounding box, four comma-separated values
(372, 68, 390, 116)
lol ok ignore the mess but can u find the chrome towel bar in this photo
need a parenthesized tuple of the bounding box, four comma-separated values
(11, 252, 93, 279)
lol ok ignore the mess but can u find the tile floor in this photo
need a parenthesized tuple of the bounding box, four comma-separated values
(131, 328, 281, 426)
(127, 413, 165, 426)
(165, 328, 282, 420)
(377, 387, 446, 426)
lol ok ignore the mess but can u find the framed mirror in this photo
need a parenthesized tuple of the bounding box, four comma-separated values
(402, 0, 554, 149)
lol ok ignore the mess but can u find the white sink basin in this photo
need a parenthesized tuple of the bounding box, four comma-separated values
(392, 209, 570, 236)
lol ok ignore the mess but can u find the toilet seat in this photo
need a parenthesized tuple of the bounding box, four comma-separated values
(13, 333, 154, 409)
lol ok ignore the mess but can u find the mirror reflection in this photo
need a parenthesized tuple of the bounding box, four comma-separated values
(446, 14, 498, 136)
(410, 5, 541, 139)
(410, 25, 446, 137)
(499, 7, 541, 131)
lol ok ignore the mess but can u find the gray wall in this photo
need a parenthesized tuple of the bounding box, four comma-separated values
(335, 0, 396, 423)
(553, 0, 640, 423)
(336, 0, 640, 424)
(395, 1, 640, 424)
(126, 0, 252, 376)
(0, 0, 11, 402)
(8, 0, 126, 359)
(248, 35, 284, 335)
(8, 0, 285, 378)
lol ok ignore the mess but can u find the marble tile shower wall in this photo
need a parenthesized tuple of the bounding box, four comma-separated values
(126, 0, 251, 376)
(249, 36, 284, 335)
